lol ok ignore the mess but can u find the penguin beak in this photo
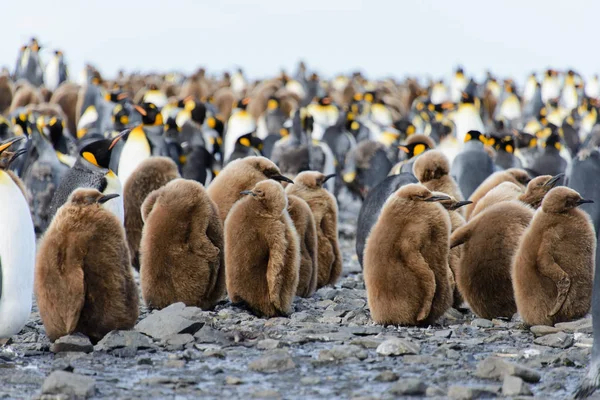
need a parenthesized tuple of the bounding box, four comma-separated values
(425, 194, 452, 202)
(109, 129, 130, 150)
(8, 148, 27, 165)
(97, 193, 120, 204)
(544, 173, 564, 188)
(134, 105, 147, 116)
(450, 200, 473, 210)
(577, 199, 594, 205)
(240, 190, 256, 197)
(0, 136, 26, 153)
(398, 145, 410, 153)
(323, 174, 337, 183)
(117, 93, 129, 101)
(270, 174, 294, 184)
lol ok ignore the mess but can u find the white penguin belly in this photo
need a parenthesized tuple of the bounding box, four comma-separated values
(452, 105, 484, 142)
(224, 112, 256, 161)
(118, 137, 151, 185)
(315, 141, 336, 193)
(44, 59, 60, 92)
(498, 96, 522, 121)
(0, 172, 35, 338)
(103, 171, 124, 224)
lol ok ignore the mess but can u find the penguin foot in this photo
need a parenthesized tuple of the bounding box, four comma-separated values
(574, 365, 600, 399)
(549, 277, 571, 317)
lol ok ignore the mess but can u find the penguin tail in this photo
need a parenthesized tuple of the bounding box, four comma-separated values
(574, 364, 600, 399)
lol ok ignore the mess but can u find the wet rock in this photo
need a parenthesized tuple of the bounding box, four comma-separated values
(376, 338, 420, 356)
(388, 378, 427, 396)
(448, 385, 500, 399)
(434, 329, 454, 338)
(135, 303, 204, 339)
(426, 386, 446, 397)
(161, 334, 195, 351)
(225, 376, 243, 385)
(194, 325, 230, 345)
(318, 345, 368, 361)
(41, 371, 96, 399)
(374, 371, 398, 382)
(251, 389, 281, 399)
(350, 338, 381, 349)
(203, 348, 226, 358)
(502, 376, 532, 396)
(533, 331, 574, 349)
(256, 339, 281, 350)
(50, 334, 93, 354)
(248, 350, 295, 373)
(555, 318, 593, 333)
(164, 359, 186, 368)
(475, 356, 541, 383)
(530, 325, 560, 337)
(94, 330, 153, 352)
(471, 318, 494, 328)
(300, 377, 321, 385)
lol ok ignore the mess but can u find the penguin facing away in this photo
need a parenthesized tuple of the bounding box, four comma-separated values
(124, 157, 180, 270)
(0, 139, 35, 341)
(287, 194, 318, 298)
(225, 180, 299, 317)
(140, 179, 225, 310)
(35, 189, 138, 343)
(450, 130, 496, 199)
(364, 184, 452, 325)
(285, 171, 341, 289)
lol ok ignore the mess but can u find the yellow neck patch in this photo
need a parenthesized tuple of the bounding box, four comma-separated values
(267, 99, 278, 110)
(413, 144, 426, 156)
(343, 171, 356, 183)
(82, 151, 99, 166)
(505, 144, 514, 154)
(240, 137, 251, 147)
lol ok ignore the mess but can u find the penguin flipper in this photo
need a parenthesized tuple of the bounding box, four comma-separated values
(323, 210, 342, 285)
(140, 189, 161, 223)
(450, 222, 473, 248)
(403, 248, 435, 322)
(538, 246, 571, 317)
(53, 248, 86, 335)
(265, 226, 289, 311)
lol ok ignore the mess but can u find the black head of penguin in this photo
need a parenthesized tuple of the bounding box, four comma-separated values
(460, 91, 477, 105)
(498, 135, 516, 154)
(184, 99, 207, 125)
(464, 130, 487, 145)
(542, 132, 563, 152)
(235, 97, 251, 110)
(234, 132, 263, 154)
(105, 90, 129, 104)
(397, 141, 431, 160)
(514, 131, 538, 149)
(79, 130, 128, 169)
(163, 116, 180, 139)
(0, 117, 11, 141)
(486, 133, 503, 150)
(41, 116, 67, 151)
(206, 115, 225, 138)
(134, 102, 163, 126)
(316, 96, 333, 106)
(12, 112, 32, 137)
(112, 104, 131, 131)
(392, 119, 417, 140)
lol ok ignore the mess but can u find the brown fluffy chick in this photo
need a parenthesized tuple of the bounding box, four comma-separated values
(451, 200, 534, 319)
(513, 187, 595, 326)
(465, 168, 531, 220)
(225, 180, 300, 317)
(287, 194, 318, 297)
(285, 171, 341, 288)
(35, 189, 138, 343)
(124, 156, 180, 270)
(206, 156, 293, 222)
(139, 179, 225, 310)
(364, 184, 452, 325)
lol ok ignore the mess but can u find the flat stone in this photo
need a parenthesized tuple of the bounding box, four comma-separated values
(471, 318, 494, 328)
(475, 356, 541, 383)
(256, 339, 281, 350)
(251, 389, 281, 399)
(162, 334, 195, 351)
(94, 330, 153, 352)
(318, 345, 368, 361)
(374, 371, 398, 382)
(226, 376, 243, 385)
(555, 318, 593, 333)
(300, 377, 321, 385)
(203, 348, 226, 358)
(194, 325, 230, 345)
(530, 325, 560, 337)
(248, 350, 295, 373)
(448, 385, 500, 399)
(41, 371, 96, 399)
(533, 332, 574, 349)
(135, 303, 204, 339)
(426, 386, 446, 397)
(502, 376, 532, 396)
(434, 329, 454, 338)
(388, 378, 427, 396)
(376, 338, 420, 356)
(349, 338, 381, 349)
(50, 334, 93, 354)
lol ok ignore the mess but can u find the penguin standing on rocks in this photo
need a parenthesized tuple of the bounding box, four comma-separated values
(48, 132, 127, 224)
(450, 130, 496, 199)
(225, 180, 299, 317)
(287, 194, 318, 297)
(356, 173, 419, 268)
(206, 156, 293, 222)
(35, 189, 139, 343)
(513, 187, 594, 326)
(124, 157, 180, 270)
(140, 179, 225, 310)
(364, 184, 452, 325)
(342, 140, 393, 200)
(286, 171, 341, 289)
(0, 138, 35, 344)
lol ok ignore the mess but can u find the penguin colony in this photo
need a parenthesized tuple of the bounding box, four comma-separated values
(2, 39, 600, 397)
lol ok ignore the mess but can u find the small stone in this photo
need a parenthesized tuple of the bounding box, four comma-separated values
(203, 348, 226, 358)
(50, 334, 93, 354)
(389, 378, 427, 396)
(530, 325, 560, 337)
(251, 390, 281, 399)
(135, 303, 204, 339)
(300, 377, 321, 385)
(555, 318, 593, 333)
(502, 376, 532, 396)
(164, 359, 186, 368)
(448, 385, 500, 399)
(137, 358, 153, 366)
(533, 331, 574, 349)
(226, 376, 243, 385)
(376, 338, 420, 356)
(318, 345, 368, 362)
(349, 338, 381, 349)
(374, 371, 398, 382)
(162, 334, 195, 351)
(475, 356, 541, 383)
(426, 386, 446, 397)
(94, 330, 153, 352)
(256, 339, 281, 350)
(42, 371, 96, 399)
(434, 329, 453, 338)
(248, 350, 295, 373)
(194, 325, 230, 345)
(471, 318, 494, 328)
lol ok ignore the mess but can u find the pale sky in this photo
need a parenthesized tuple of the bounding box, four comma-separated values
(2, 0, 598, 84)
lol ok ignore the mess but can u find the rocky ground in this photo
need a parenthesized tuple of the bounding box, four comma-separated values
(0, 199, 598, 400)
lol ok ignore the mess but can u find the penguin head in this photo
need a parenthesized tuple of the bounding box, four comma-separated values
(68, 188, 120, 207)
(105, 90, 129, 104)
(464, 130, 487, 144)
(542, 186, 593, 214)
(506, 168, 531, 186)
(0, 136, 26, 169)
(395, 183, 451, 204)
(412, 150, 450, 182)
(12, 112, 32, 137)
(163, 116, 180, 137)
(398, 135, 434, 159)
(235, 132, 263, 153)
(520, 173, 565, 208)
(498, 135, 516, 154)
(267, 96, 280, 112)
(393, 119, 417, 139)
(514, 131, 538, 149)
(433, 192, 472, 211)
(206, 116, 224, 137)
(541, 132, 563, 151)
(39, 116, 66, 148)
(243, 157, 293, 184)
(134, 102, 163, 126)
(292, 171, 335, 191)
(79, 130, 128, 169)
(240, 179, 288, 215)
(112, 104, 130, 130)
(183, 98, 207, 125)
(235, 97, 251, 110)
(0, 116, 10, 140)
(460, 91, 476, 104)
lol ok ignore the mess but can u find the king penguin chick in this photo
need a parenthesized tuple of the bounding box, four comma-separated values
(286, 194, 318, 297)
(140, 179, 225, 310)
(364, 184, 452, 325)
(206, 156, 293, 222)
(286, 171, 341, 289)
(513, 187, 594, 326)
(464, 168, 531, 220)
(0, 139, 35, 342)
(225, 180, 299, 317)
(35, 189, 138, 343)
(450, 199, 534, 319)
(124, 157, 180, 270)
